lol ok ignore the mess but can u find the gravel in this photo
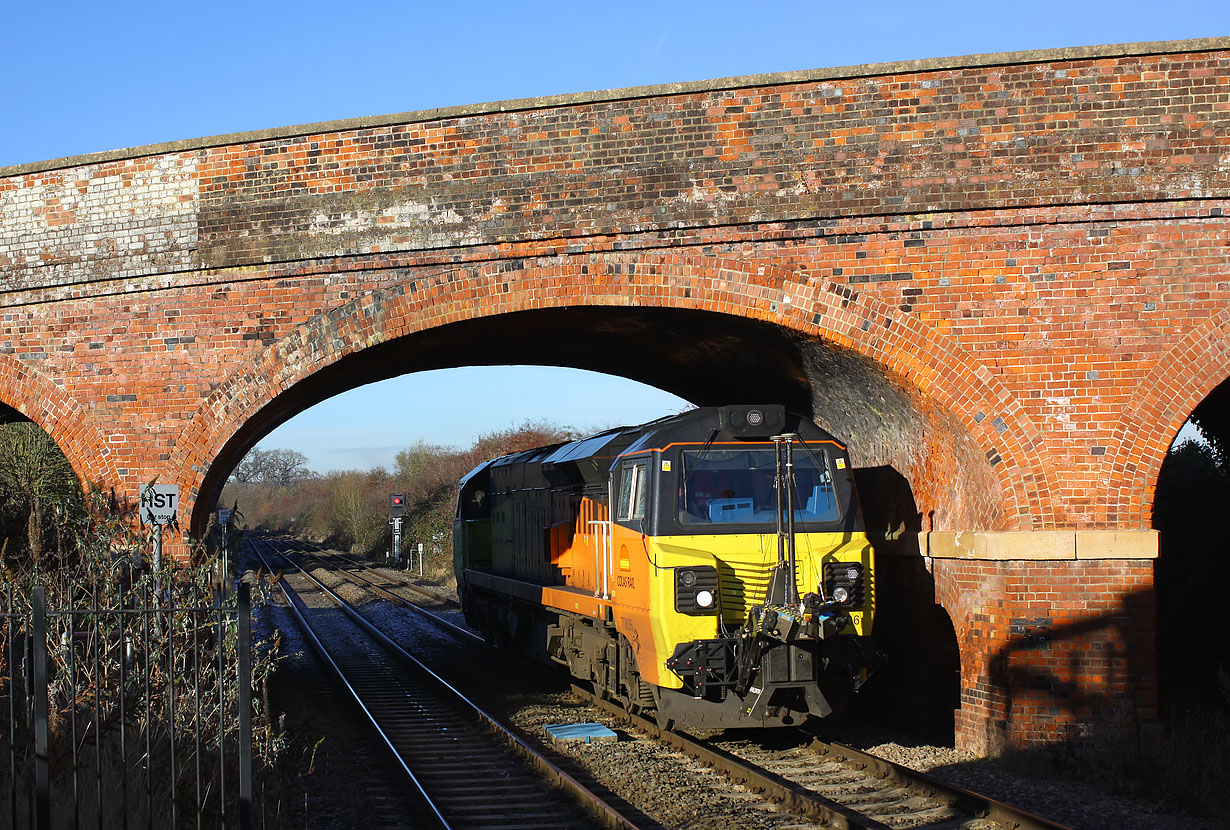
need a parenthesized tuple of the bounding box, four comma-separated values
(867, 742, 1219, 830)
(486, 691, 830, 830)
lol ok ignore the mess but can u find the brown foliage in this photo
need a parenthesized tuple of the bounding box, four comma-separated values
(221, 420, 580, 561)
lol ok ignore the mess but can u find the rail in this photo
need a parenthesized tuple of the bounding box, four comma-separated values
(250, 535, 642, 830)
(574, 684, 1075, 830)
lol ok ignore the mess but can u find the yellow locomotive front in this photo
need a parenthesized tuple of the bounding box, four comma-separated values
(454, 405, 884, 728)
(605, 405, 883, 727)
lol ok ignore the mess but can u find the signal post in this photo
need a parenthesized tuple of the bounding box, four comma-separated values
(389, 494, 405, 565)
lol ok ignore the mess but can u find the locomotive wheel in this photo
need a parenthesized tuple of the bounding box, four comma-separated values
(486, 601, 511, 649)
(620, 677, 657, 715)
(649, 685, 674, 731)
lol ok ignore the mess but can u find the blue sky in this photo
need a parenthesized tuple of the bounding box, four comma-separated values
(3, 2, 1224, 470)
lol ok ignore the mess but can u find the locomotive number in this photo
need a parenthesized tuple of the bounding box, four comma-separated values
(848, 612, 863, 627)
(616, 575, 636, 588)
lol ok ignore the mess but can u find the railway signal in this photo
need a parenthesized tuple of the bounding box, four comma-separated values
(389, 494, 406, 565)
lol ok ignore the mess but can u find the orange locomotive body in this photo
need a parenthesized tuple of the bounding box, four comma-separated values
(454, 405, 883, 727)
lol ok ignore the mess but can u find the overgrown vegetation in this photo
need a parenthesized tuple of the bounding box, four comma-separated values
(221, 420, 581, 581)
(0, 417, 583, 825)
(0, 420, 284, 825)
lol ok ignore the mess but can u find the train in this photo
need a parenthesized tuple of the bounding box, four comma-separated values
(453, 405, 883, 727)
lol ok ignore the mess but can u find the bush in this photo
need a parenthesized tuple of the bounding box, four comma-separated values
(0, 448, 285, 826)
(222, 420, 581, 568)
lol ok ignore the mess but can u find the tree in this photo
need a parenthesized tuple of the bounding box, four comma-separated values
(219, 419, 582, 562)
(231, 447, 311, 486)
(0, 422, 82, 566)
(465, 420, 582, 467)
(394, 440, 450, 482)
(325, 471, 384, 552)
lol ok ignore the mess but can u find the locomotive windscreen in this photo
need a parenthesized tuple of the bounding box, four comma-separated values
(677, 445, 840, 526)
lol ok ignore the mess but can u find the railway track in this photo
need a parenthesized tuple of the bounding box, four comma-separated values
(299, 545, 467, 613)
(574, 687, 1074, 830)
(259, 535, 463, 612)
(248, 535, 641, 830)
(266, 538, 1074, 830)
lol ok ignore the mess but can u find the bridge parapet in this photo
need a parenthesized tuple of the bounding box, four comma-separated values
(2, 39, 1227, 292)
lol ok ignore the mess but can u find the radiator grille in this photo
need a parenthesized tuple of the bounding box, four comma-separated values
(717, 555, 871, 622)
(717, 560, 773, 624)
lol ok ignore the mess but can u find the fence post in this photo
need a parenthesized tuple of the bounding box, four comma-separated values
(32, 586, 49, 830)
(7, 585, 18, 830)
(237, 583, 252, 830)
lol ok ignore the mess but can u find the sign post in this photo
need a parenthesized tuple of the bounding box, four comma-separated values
(139, 483, 179, 571)
(218, 508, 233, 584)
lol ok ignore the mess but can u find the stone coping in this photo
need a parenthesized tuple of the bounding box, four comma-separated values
(3, 38, 1227, 178)
(884, 530, 1160, 560)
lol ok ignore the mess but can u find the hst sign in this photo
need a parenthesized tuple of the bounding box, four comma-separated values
(139, 483, 179, 526)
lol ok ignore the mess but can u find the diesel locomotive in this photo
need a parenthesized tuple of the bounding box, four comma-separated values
(453, 405, 883, 727)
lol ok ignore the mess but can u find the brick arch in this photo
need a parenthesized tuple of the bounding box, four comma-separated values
(795, 276, 1058, 529)
(171, 252, 1060, 533)
(1102, 306, 1230, 527)
(0, 353, 118, 487)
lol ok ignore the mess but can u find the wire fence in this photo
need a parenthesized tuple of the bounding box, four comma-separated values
(2, 581, 253, 829)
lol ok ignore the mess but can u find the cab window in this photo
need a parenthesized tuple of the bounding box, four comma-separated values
(616, 461, 649, 521)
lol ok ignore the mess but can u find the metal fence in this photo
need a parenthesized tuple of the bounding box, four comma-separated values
(2, 581, 252, 829)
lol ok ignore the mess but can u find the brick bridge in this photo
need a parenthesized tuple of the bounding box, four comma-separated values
(2, 39, 1227, 753)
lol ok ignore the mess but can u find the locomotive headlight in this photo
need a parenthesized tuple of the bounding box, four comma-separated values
(832, 586, 850, 604)
(675, 565, 719, 615)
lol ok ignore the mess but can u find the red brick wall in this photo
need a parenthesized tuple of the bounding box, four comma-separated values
(934, 557, 1157, 753)
(0, 42, 1223, 534)
(7, 44, 1224, 287)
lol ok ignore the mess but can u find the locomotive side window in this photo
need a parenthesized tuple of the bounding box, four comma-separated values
(617, 461, 649, 521)
(678, 446, 840, 526)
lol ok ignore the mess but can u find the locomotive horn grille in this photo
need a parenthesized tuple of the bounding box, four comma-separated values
(823, 561, 866, 606)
